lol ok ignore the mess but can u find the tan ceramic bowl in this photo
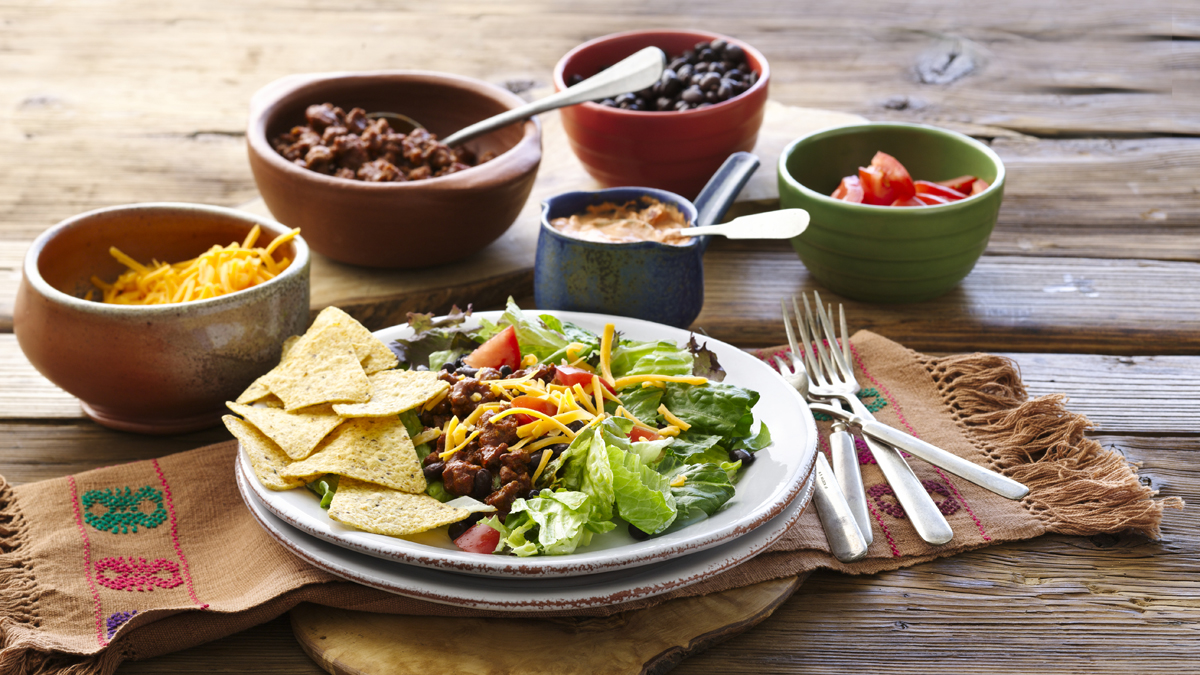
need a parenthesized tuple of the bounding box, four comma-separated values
(246, 71, 542, 268)
(13, 203, 311, 434)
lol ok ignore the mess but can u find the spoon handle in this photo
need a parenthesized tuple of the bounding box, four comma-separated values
(683, 209, 810, 239)
(442, 47, 667, 146)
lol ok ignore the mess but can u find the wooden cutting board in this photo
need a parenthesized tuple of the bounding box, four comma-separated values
(290, 574, 806, 675)
(239, 103, 866, 330)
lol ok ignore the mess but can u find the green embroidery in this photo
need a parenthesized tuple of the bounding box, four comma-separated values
(812, 388, 888, 421)
(82, 486, 167, 534)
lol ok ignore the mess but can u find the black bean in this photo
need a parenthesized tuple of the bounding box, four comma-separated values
(422, 462, 445, 482)
(690, 73, 705, 86)
(710, 39, 727, 54)
(676, 63, 693, 81)
(526, 488, 544, 500)
(661, 72, 682, 97)
(473, 468, 493, 499)
(547, 443, 570, 458)
(567, 420, 587, 432)
(704, 90, 719, 103)
(656, 97, 673, 111)
(681, 48, 697, 63)
(455, 365, 479, 377)
(697, 102, 713, 109)
(697, 48, 715, 62)
(717, 80, 734, 100)
(700, 72, 721, 91)
(527, 450, 545, 472)
(636, 86, 655, 99)
(668, 57, 689, 71)
(726, 68, 743, 80)
(674, 100, 691, 111)
(441, 361, 456, 372)
(725, 44, 745, 61)
(628, 523, 651, 541)
(730, 448, 756, 465)
(747, 70, 758, 86)
(600, 98, 617, 107)
(568, 73, 584, 86)
(693, 41, 709, 52)
(615, 92, 636, 106)
(449, 512, 485, 540)
(499, 365, 512, 377)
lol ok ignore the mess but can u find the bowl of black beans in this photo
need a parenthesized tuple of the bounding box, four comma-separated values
(554, 29, 769, 199)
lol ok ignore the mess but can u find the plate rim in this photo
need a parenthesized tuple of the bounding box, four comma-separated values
(239, 308, 818, 577)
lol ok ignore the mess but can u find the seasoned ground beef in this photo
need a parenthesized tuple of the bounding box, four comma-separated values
(272, 103, 493, 182)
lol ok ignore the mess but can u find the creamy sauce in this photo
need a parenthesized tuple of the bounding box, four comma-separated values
(551, 197, 691, 246)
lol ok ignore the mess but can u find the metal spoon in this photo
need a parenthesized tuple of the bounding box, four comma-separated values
(680, 209, 810, 240)
(368, 47, 667, 146)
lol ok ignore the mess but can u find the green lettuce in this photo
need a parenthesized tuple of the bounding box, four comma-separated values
(608, 445, 677, 534)
(487, 490, 614, 557)
(661, 382, 760, 438)
(617, 386, 663, 425)
(610, 339, 693, 378)
(667, 463, 736, 517)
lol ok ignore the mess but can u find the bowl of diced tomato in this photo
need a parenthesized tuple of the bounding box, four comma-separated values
(777, 122, 1004, 303)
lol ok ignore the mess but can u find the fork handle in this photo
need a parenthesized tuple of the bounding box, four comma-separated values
(860, 433, 955, 545)
(810, 453, 870, 563)
(829, 422, 872, 545)
(859, 421, 1030, 500)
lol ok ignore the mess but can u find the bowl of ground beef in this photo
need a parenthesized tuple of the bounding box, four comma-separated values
(247, 71, 542, 268)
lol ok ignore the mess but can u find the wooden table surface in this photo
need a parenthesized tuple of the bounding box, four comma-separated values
(2, 1, 1197, 673)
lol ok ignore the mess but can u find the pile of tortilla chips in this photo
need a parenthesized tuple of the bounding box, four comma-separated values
(225, 306, 489, 537)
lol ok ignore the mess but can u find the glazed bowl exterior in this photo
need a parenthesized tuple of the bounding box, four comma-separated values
(553, 30, 769, 200)
(535, 188, 703, 328)
(13, 203, 311, 434)
(247, 71, 542, 268)
(778, 123, 1005, 303)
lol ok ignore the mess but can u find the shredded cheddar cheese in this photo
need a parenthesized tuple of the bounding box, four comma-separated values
(657, 404, 691, 431)
(90, 226, 300, 305)
(611, 374, 708, 390)
(599, 323, 616, 384)
(531, 446, 554, 484)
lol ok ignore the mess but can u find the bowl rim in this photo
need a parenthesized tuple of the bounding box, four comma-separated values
(777, 121, 1007, 211)
(246, 69, 542, 190)
(23, 202, 311, 316)
(552, 29, 770, 118)
(539, 186, 702, 251)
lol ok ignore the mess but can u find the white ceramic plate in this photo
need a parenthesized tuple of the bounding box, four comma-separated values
(237, 459, 814, 611)
(240, 310, 817, 578)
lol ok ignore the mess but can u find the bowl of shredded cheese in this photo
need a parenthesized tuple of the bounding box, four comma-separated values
(14, 202, 311, 434)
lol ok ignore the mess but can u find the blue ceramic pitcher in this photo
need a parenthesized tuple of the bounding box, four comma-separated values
(534, 152, 760, 328)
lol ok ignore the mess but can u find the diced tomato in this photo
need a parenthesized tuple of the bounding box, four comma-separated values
(914, 180, 968, 201)
(463, 325, 521, 370)
(969, 179, 989, 196)
(554, 365, 615, 393)
(857, 152, 915, 206)
(830, 175, 864, 203)
(915, 193, 952, 205)
(453, 523, 500, 554)
(935, 175, 978, 193)
(512, 413, 536, 425)
(890, 196, 924, 207)
(629, 427, 663, 442)
(510, 395, 558, 417)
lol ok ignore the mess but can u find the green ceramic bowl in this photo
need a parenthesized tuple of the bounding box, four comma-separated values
(778, 122, 1005, 303)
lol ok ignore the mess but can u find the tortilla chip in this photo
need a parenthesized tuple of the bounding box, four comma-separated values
(279, 416, 426, 493)
(226, 401, 344, 460)
(333, 370, 450, 418)
(280, 334, 301, 360)
(328, 477, 470, 536)
(235, 376, 273, 404)
(224, 415, 308, 491)
(309, 306, 398, 374)
(265, 324, 372, 411)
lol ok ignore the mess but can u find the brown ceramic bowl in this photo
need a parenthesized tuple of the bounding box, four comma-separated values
(247, 71, 542, 268)
(13, 203, 311, 434)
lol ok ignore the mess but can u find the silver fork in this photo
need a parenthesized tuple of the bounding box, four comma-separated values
(799, 294, 1030, 502)
(772, 352, 868, 563)
(791, 293, 954, 545)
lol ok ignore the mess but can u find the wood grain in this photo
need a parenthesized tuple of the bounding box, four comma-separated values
(290, 577, 804, 675)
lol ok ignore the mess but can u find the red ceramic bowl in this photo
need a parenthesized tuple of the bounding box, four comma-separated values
(554, 30, 769, 199)
(247, 71, 541, 268)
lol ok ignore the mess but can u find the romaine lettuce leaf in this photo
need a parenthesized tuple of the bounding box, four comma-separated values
(498, 298, 573, 361)
(610, 339, 693, 378)
(618, 386, 663, 425)
(630, 438, 673, 466)
(608, 446, 677, 535)
(487, 490, 613, 557)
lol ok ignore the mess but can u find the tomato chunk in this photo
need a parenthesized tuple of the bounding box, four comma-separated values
(454, 523, 500, 554)
(969, 179, 990, 196)
(510, 395, 558, 418)
(858, 152, 915, 206)
(463, 325, 521, 370)
(554, 365, 615, 393)
(890, 196, 924, 207)
(830, 175, 864, 203)
(629, 426, 663, 442)
(935, 175, 978, 193)
(914, 180, 968, 201)
(915, 193, 952, 205)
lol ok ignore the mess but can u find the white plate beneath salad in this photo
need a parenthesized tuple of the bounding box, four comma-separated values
(239, 309, 817, 578)
(237, 458, 815, 611)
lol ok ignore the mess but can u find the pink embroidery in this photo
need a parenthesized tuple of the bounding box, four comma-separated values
(152, 460, 207, 609)
(851, 344, 991, 542)
(68, 476, 107, 647)
(96, 557, 183, 592)
(923, 479, 962, 516)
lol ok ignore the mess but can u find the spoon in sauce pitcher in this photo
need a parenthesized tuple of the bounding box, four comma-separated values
(368, 47, 667, 146)
(680, 209, 810, 240)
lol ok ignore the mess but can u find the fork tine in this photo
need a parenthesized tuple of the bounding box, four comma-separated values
(812, 291, 853, 384)
(802, 294, 837, 385)
(839, 302, 852, 374)
(780, 298, 802, 361)
(791, 296, 823, 384)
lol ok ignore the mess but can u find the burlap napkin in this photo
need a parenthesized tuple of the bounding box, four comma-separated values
(0, 332, 1181, 674)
